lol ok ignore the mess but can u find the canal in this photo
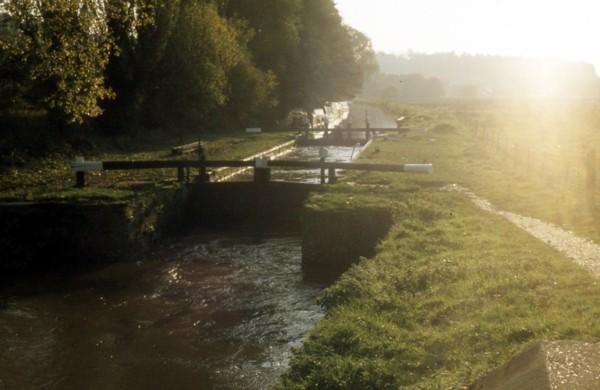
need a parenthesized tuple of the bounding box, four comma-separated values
(1, 232, 322, 389)
(0, 103, 395, 389)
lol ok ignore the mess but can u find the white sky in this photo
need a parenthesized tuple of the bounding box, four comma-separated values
(335, 0, 600, 72)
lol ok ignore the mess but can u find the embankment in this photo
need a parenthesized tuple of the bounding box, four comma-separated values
(282, 190, 600, 389)
(302, 201, 393, 281)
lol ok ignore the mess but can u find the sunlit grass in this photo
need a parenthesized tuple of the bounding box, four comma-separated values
(362, 100, 600, 243)
(283, 99, 600, 389)
(283, 189, 600, 389)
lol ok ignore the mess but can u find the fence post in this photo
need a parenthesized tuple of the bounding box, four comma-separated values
(586, 147, 597, 207)
(75, 171, 86, 188)
(319, 147, 328, 184)
(328, 167, 337, 184)
(365, 110, 371, 140)
(74, 156, 86, 188)
(320, 161, 326, 184)
(197, 140, 210, 183)
(540, 152, 545, 175)
(254, 158, 271, 184)
(177, 167, 184, 183)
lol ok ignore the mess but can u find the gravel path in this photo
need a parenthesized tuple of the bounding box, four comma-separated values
(446, 184, 600, 276)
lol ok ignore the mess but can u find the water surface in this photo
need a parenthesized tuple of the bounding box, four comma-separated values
(0, 233, 323, 390)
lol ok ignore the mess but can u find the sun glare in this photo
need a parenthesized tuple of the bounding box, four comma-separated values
(336, 0, 600, 73)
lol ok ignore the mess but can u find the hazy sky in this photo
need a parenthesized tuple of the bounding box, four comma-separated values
(335, 0, 600, 71)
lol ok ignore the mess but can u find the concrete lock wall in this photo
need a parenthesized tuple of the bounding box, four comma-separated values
(0, 202, 131, 275)
(182, 182, 319, 231)
(302, 206, 394, 281)
(0, 183, 318, 277)
(1, 183, 394, 285)
(0, 189, 185, 277)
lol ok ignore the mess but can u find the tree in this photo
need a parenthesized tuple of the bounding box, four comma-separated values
(2, 0, 114, 125)
(345, 25, 378, 80)
(292, 0, 375, 110)
(224, 0, 375, 118)
(223, 58, 279, 127)
(100, 0, 162, 133)
(223, 0, 303, 117)
(144, 1, 244, 130)
(2, 0, 377, 134)
(0, 11, 30, 108)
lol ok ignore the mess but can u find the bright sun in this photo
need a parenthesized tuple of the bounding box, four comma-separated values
(335, 0, 600, 73)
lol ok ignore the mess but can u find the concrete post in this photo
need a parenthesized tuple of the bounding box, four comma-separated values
(75, 171, 86, 188)
(319, 148, 328, 185)
(365, 110, 370, 140)
(254, 168, 271, 183)
(177, 167, 184, 183)
(254, 158, 271, 184)
(74, 156, 86, 188)
(328, 167, 337, 184)
(197, 140, 210, 183)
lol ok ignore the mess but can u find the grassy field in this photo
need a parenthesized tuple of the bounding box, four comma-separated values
(282, 99, 600, 388)
(359, 99, 600, 243)
(0, 130, 293, 202)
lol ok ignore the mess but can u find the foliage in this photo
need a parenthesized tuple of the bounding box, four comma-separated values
(146, 1, 244, 129)
(223, 0, 302, 117)
(2, 0, 115, 124)
(291, 0, 372, 109)
(345, 25, 378, 79)
(2, 0, 375, 134)
(98, 0, 161, 132)
(224, 59, 279, 127)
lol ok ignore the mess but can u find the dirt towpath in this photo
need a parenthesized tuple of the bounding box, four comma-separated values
(446, 184, 600, 276)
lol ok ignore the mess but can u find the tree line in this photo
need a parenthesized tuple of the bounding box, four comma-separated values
(0, 0, 376, 135)
(361, 73, 445, 102)
(377, 52, 600, 99)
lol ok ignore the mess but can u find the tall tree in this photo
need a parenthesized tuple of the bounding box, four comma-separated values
(2, 0, 377, 133)
(2, 0, 114, 125)
(293, 0, 374, 110)
(100, 0, 179, 133)
(223, 0, 303, 117)
(345, 26, 378, 80)
(144, 0, 244, 130)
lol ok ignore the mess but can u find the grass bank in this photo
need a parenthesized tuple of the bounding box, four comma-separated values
(282, 99, 600, 388)
(283, 189, 600, 389)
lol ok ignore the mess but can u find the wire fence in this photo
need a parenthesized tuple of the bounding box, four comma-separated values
(476, 127, 598, 203)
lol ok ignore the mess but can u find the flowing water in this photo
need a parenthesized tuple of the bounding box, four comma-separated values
(0, 233, 324, 390)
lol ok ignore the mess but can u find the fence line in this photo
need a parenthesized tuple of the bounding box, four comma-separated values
(477, 128, 597, 199)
